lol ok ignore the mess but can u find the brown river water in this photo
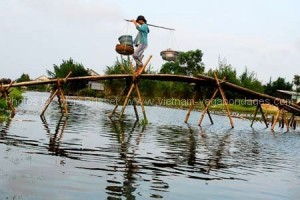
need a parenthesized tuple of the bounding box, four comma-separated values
(0, 92, 299, 200)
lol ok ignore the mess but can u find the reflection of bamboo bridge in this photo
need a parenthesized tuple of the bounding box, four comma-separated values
(1, 55, 299, 131)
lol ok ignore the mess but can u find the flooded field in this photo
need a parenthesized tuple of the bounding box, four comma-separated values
(0, 92, 300, 200)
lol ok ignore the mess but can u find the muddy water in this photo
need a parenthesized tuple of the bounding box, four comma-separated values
(0, 92, 299, 200)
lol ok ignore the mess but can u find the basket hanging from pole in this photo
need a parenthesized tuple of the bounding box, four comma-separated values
(115, 35, 134, 56)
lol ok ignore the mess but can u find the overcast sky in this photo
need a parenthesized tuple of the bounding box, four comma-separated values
(1, 0, 299, 83)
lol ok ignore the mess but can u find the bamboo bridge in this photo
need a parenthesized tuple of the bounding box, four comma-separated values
(1, 56, 299, 131)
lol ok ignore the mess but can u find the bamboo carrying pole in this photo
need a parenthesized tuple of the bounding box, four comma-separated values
(124, 19, 175, 31)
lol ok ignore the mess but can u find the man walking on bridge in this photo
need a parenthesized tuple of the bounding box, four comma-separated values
(131, 15, 149, 74)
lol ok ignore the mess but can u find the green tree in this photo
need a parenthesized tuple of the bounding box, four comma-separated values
(47, 58, 89, 94)
(239, 67, 264, 93)
(207, 58, 240, 85)
(264, 77, 293, 95)
(293, 75, 300, 93)
(104, 57, 132, 96)
(16, 73, 30, 83)
(160, 49, 205, 76)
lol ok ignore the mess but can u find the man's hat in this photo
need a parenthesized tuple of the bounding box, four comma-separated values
(136, 15, 147, 23)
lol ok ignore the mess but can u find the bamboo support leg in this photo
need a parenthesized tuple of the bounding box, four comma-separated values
(40, 90, 58, 116)
(109, 86, 128, 118)
(198, 89, 218, 126)
(185, 86, 201, 123)
(203, 100, 214, 125)
(132, 96, 139, 121)
(213, 73, 234, 128)
(271, 108, 282, 131)
(288, 114, 295, 128)
(280, 116, 284, 128)
(119, 83, 135, 120)
(282, 112, 289, 132)
(135, 84, 147, 122)
(250, 104, 260, 127)
(220, 89, 234, 128)
(185, 98, 195, 123)
(198, 77, 226, 126)
(58, 87, 68, 115)
(259, 104, 269, 128)
(3, 91, 16, 117)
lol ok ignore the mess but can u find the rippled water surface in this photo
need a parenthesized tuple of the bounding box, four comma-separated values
(1, 92, 300, 200)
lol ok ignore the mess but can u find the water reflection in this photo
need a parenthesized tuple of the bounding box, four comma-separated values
(105, 119, 144, 200)
(41, 115, 68, 156)
(0, 117, 12, 137)
(0, 92, 300, 199)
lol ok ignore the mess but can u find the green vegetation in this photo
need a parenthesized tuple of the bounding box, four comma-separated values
(104, 49, 299, 113)
(13, 49, 299, 115)
(264, 77, 293, 95)
(47, 58, 89, 95)
(293, 75, 300, 93)
(16, 73, 30, 82)
(16, 73, 49, 92)
(0, 88, 23, 110)
(160, 49, 205, 75)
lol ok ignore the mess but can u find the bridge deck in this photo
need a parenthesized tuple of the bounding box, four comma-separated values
(2, 73, 300, 116)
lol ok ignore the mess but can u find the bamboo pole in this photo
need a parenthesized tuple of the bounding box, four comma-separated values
(185, 98, 195, 123)
(134, 55, 153, 77)
(271, 108, 282, 131)
(132, 96, 139, 121)
(289, 114, 295, 129)
(214, 73, 234, 128)
(40, 72, 72, 116)
(203, 99, 214, 125)
(129, 60, 140, 121)
(3, 91, 16, 117)
(119, 83, 135, 121)
(1, 71, 300, 116)
(55, 79, 69, 115)
(41, 90, 58, 116)
(0, 81, 16, 117)
(198, 89, 219, 126)
(117, 55, 152, 122)
(135, 84, 147, 122)
(58, 86, 68, 115)
(198, 77, 226, 126)
(251, 104, 260, 127)
(109, 86, 128, 118)
(259, 104, 268, 128)
(282, 111, 289, 132)
(185, 86, 200, 123)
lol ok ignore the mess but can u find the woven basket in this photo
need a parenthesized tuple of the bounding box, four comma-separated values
(115, 44, 134, 56)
